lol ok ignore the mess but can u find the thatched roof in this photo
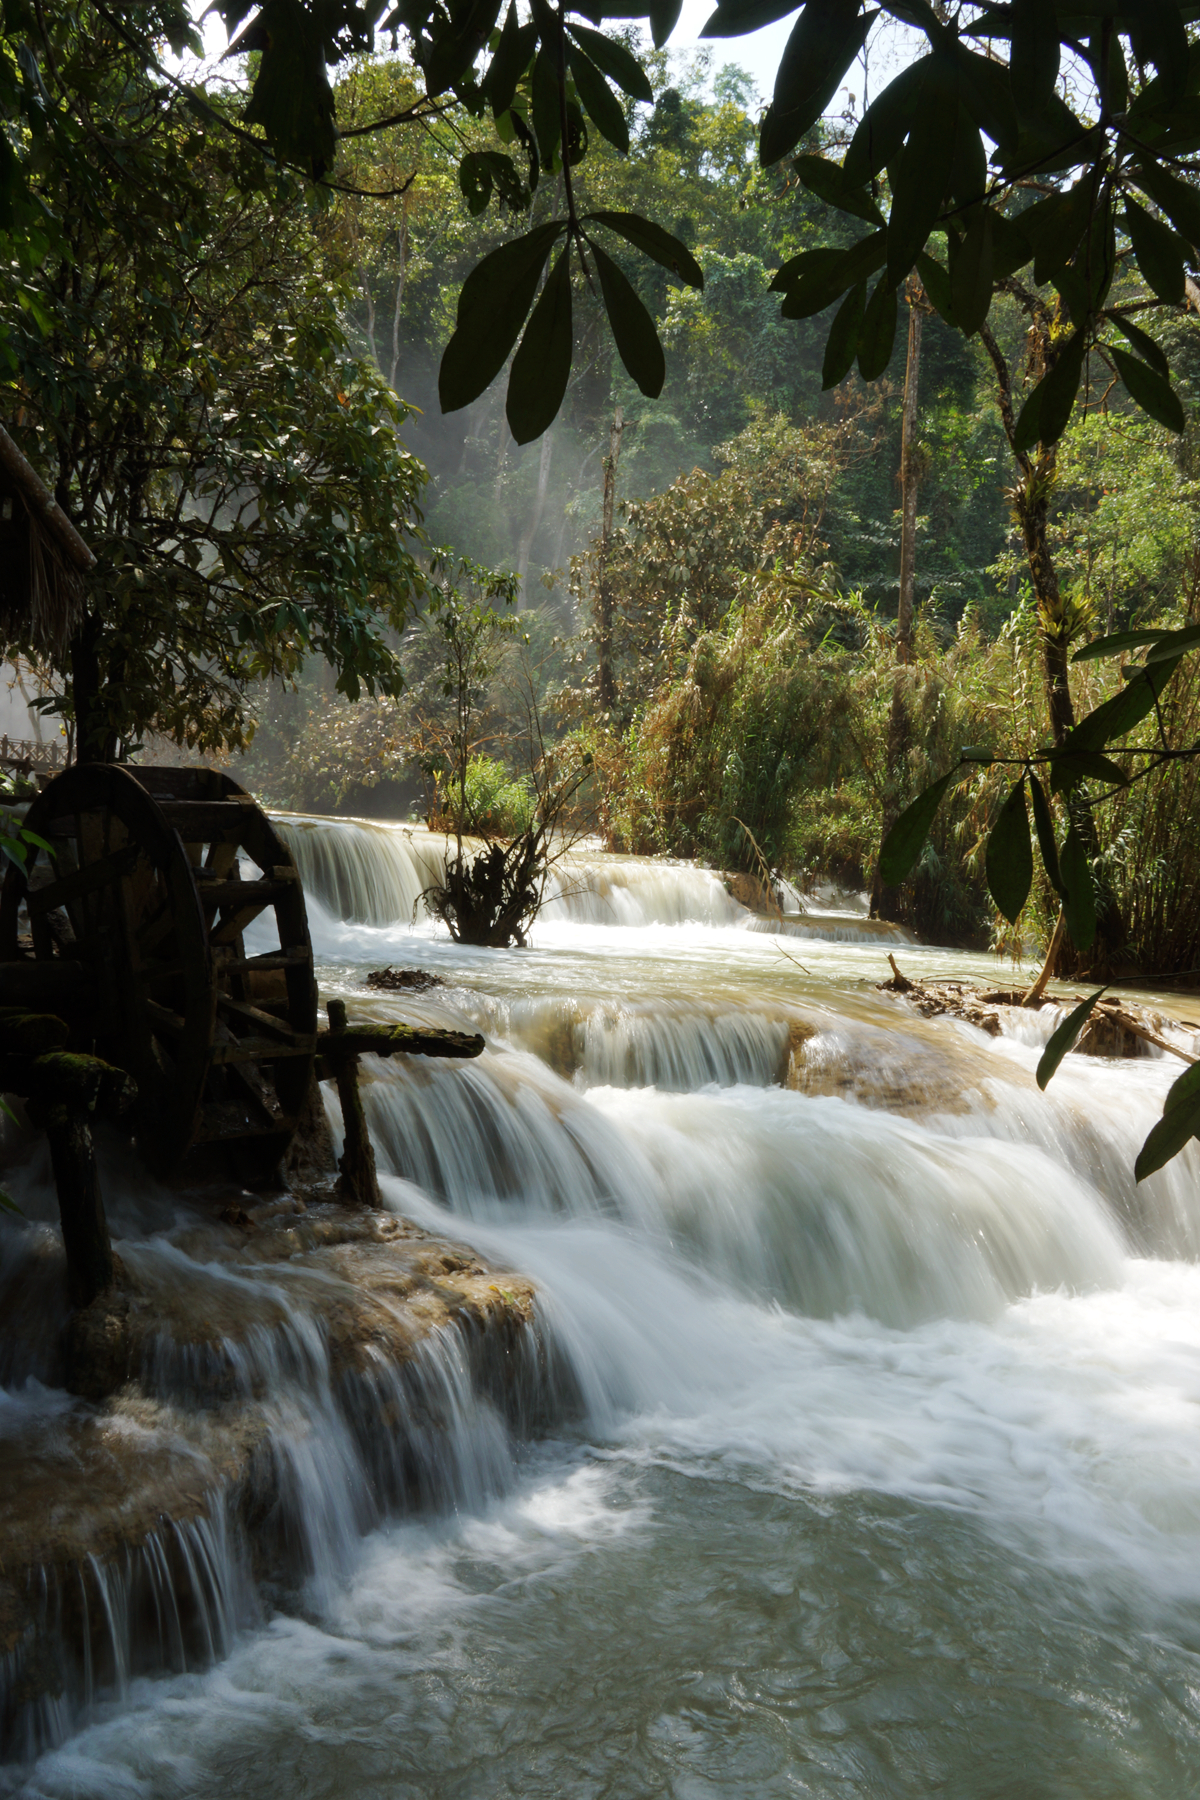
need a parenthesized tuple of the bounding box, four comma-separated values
(0, 422, 94, 654)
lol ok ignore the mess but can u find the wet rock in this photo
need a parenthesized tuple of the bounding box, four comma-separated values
(61, 1283, 133, 1401)
(365, 967, 445, 992)
(0, 1207, 558, 1757)
(778, 1020, 818, 1089)
(282, 1068, 338, 1192)
(723, 871, 772, 914)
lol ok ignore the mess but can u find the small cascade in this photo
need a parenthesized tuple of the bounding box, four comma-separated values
(346, 1047, 1146, 1327)
(430, 991, 798, 1090)
(542, 855, 743, 927)
(274, 816, 450, 927)
(744, 911, 919, 946)
(272, 814, 748, 932)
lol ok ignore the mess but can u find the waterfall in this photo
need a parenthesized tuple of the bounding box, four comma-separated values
(9, 807, 1200, 1795)
(275, 815, 449, 927)
(273, 815, 747, 931)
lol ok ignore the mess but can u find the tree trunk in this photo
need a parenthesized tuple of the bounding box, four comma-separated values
(979, 302, 1125, 975)
(872, 290, 923, 921)
(69, 611, 108, 763)
(597, 406, 624, 714)
(516, 429, 554, 596)
(387, 211, 409, 395)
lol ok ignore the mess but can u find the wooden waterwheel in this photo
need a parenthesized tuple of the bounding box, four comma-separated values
(0, 765, 317, 1178)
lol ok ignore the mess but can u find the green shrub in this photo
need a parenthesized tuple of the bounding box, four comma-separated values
(449, 756, 535, 838)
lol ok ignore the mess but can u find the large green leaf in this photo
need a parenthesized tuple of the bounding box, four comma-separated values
(1017, 178, 1093, 286)
(856, 275, 897, 380)
(1028, 770, 1063, 895)
(567, 45, 629, 152)
(1013, 329, 1086, 454)
(778, 230, 887, 318)
(649, 0, 683, 48)
(1010, 0, 1060, 121)
(1111, 346, 1186, 433)
(1135, 1063, 1200, 1181)
(1143, 622, 1200, 663)
(531, 48, 561, 168)
(242, 0, 337, 177)
(793, 154, 886, 228)
(822, 280, 866, 389)
(701, 0, 800, 35)
(985, 774, 1033, 924)
(485, 4, 536, 117)
(590, 239, 664, 396)
(878, 767, 957, 886)
(1073, 625, 1177, 662)
(1108, 313, 1169, 379)
(486, 5, 538, 116)
(1046, 748, 1127, 791)
(760, 0, 877, 167)
(457, 149, 528, 216)
(1129, 0, 1190, 105)
(771, 246, 847, 294)
(439, 222, 564, 413)
(1122, 197, 1185, 304)
(953, 43, 1020, 158)
(506, 242, 573, 444)
(1060, 824, 1097, 951)
(946, 102, 989, 209)
(843, 60, 926, 186)
(1036, 986, 1108, 1090)
(1136, 156, 1200, 250)
(586, 211, 704, 286)
(1058, 655, 1182, 749)
(950, 206, 993, 335)
(566, 22, 653, 100)
(916, 249, 955, 326)
(426, 0, 504, 94)
(886, 66, 958, 289)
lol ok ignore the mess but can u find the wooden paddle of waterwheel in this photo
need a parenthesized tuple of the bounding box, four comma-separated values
(0, 765, 317, 1179)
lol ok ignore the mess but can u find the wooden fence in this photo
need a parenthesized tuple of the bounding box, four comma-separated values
(0, 734, 67, 774)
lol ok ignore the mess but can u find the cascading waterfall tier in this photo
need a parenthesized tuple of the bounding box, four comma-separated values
(0, 1196, 574, 1760)
(276, 815, 754, 931)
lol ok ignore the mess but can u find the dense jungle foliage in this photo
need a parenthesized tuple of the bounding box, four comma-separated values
(4, 4, 1200, 973)
(233, 45, 1200, 971)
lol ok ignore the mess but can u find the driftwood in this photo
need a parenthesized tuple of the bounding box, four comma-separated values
(364, 967, 445, 992)
(880, 958, 1198, 1066)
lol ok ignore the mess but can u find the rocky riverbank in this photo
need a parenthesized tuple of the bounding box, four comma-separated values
(0, 1189, 565, 1758)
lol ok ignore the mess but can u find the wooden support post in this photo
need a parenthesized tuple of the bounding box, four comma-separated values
(1, 1024, 134, 1310)
(27, 1099, 115, 1307)
(326, 998, 380, 1209)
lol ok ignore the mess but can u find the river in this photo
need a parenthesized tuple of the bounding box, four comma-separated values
(5, 816, 1200, 1798)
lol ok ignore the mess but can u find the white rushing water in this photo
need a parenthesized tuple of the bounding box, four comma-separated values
(6, 816, 1200, 1798)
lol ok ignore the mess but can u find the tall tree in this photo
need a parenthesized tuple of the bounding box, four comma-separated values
(1, 13, 427, 758)
(873, 278, 924, 922)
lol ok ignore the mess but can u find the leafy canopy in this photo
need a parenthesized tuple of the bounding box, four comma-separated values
(7, 0, 1199, 441)
(1, 10, 429, 756)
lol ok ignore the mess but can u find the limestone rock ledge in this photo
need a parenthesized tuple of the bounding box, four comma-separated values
(0, 1201, 569, 1759)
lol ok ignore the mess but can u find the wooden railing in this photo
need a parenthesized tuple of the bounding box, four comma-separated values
(0, 735, 67, 774)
